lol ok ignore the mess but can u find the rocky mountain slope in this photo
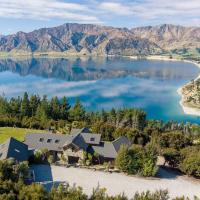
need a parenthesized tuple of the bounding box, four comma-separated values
(0, 23, 199, 56)
(131, 24, 200, 51)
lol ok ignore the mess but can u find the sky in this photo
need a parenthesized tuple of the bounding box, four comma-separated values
(0, 0, 200, 35)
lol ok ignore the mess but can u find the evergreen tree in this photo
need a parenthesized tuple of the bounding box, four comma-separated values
(0, 96, 9, 115)
(41, 95, 49, 114)
(50, 96, 60, 120)
(21, 92, 30, 117)
(70, 98, 85, 121)
(29, 95, 40, 117)
(60, 96, 71, 120)
(9, 97, 21, 116)
(115, 145, 130, 172)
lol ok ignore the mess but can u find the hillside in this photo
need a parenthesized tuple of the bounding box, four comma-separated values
(0, 23, 200, 56)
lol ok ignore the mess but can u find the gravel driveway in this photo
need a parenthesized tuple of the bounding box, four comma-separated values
(31, 165, 200, 199)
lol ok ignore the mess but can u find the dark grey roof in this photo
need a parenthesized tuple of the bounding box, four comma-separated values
(112, 136, 130, 152)
(0, 137, 28, 162)
(70, 128, 91, 135)
(92, 142, 117, 158)
(25, 132, 90, 152)
(24, 132, 70, 151)
(25, 131, 130, 159)
(71, 134, 88, 151)
(81, 133, 101, 145)
(92, 136, 130, 159)
(70, 128, 101, 145)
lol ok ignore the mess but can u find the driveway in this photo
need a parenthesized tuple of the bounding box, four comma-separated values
(31, 165, 200, 199)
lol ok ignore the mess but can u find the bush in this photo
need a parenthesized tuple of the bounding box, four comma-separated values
(179, 146, 200, 177)
(48, 155, 55, 164)
(115, 145, 158, 177)
(133, 190, 169, 200)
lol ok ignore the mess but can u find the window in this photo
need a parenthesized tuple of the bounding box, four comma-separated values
(55, 139, 60, 143)
(39, 138, 44, 142)
(90, 137, 95, 142)
(47, 139, 52, 143)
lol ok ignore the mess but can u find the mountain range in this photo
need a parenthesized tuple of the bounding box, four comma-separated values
(0, 23, 200, 56)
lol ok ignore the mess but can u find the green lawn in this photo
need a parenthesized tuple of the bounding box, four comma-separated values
(0, 127, 45, 144)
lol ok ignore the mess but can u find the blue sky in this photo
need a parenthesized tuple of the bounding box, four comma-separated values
(0, 0, 200, 35)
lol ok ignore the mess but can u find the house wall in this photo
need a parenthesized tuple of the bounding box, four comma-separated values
(63, 149, 84, 162)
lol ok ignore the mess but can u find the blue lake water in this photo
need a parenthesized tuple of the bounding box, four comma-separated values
(0, 57, 200, 123)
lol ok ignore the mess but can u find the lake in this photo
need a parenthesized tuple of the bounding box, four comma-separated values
(0, 56, 199, 123)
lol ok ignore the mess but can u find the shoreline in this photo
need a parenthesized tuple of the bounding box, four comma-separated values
(131, 55, 200, 117)
(177, 88, 200, 116)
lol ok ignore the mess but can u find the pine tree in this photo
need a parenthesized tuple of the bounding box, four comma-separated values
(9, 97, 21, 116)
(50, 96, 60, 120)
(60, 96, 71, 120)
(70, 98, 85, 121)
(115, 145, 130, 172)
(21, 92, 30, 117)
(29, 95, 40, 117)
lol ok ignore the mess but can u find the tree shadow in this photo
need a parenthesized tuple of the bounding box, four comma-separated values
(156, 166, 183, 179)
(30, 164, 65, 191)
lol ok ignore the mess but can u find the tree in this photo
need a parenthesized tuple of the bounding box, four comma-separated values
(133, 190, 169, 200)
(9, 97, 21, 116)
(60, 96, 71, 120)
(16, 161, 29, 179)
(50, 96, 60, 120)
(18, 184, 48, 200)
(159, 132, 191, 150)
(0, 96, 9, 115)
(70, 98, 85, 121)
(115, 145, 130, 173)
(21, 92, 30, 117)
(179, 146, 200, 177)
(115, 144, 158, 177)
(29, 95, 40, 117)
(35, 105, 48, 128)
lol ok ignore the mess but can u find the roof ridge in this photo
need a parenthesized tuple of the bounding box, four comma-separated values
(112, 136, 125, 143)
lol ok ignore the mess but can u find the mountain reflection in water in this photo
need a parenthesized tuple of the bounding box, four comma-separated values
(0, 56, 199, 123)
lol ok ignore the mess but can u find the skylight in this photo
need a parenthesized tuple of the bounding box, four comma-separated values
(90, 137, 95, 142)
(47, 139, 52, 143)
(55, 139, 60, 143)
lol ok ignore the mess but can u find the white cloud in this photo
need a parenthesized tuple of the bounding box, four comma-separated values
(0, 0, 200, 27)
(98, 0, 200, 26)
(99, 2, 133, 16)
(0, 0, 101, 23)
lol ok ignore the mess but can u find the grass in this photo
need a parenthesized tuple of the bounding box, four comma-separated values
(0, 127, 45, 144)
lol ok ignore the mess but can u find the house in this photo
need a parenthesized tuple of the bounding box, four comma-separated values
(24, 128, 102, 163)
(0, 137, 29, 162)
(0, 128, 131, 164)
(91, 136, 131, 162)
